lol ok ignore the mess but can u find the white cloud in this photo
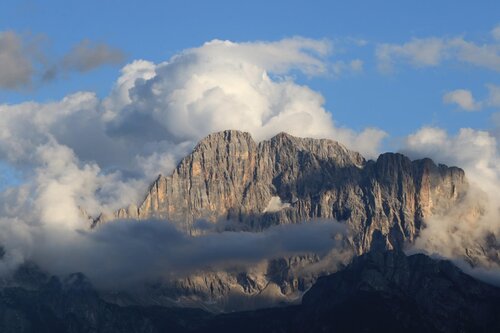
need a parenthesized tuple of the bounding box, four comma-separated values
(449, 37, 500, 72)
(102, 60, 156, 119)
(332, 59, 363, 76)
(443, 89, 481, 111)
(107, 38, 384, 158)
(0, 91, 99, 162)
(263, 196, 291, 213)
(440, 84, 500, 112)
(349, 59, 364, 71)
(0, 31, 125, 88)
(487, 84, 500, 107)
(33, 219, 348, 289)
(62, 39, 125, 73)
(0, 217, 33, 275)
(492, 24, 500, 41)
(376, 38, 446, 72)
(404, 127, 498, 181)
(402, 127, 500, 269)
(376, 25, 500, 72)
(0, 31, 36, 90)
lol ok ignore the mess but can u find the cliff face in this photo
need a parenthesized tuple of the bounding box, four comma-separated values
(100, 130, 467, 254)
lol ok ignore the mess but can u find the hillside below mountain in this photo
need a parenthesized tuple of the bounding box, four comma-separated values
(1, 250, 499, 333)
(199, 250, 500, 333)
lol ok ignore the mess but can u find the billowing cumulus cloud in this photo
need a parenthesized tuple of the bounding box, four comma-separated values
(105, 39, 385, 161)
(0, 38, 384, 286)
(0, 38, 385, 177)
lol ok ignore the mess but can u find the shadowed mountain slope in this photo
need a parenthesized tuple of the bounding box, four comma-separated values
(2, 250, 499, 333)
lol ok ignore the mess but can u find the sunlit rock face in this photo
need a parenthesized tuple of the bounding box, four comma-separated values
(100, 130, 467, 254)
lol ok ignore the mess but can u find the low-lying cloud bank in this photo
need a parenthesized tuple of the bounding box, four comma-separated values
(33, 219, 346, 289)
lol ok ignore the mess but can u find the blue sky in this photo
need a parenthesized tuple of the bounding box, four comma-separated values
(1, 0, 499, 142)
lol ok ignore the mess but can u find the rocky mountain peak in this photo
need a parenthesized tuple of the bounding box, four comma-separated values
(84, 130, 477, 313)
(98, 130, 468, 254)
(193, 130, 256, 153)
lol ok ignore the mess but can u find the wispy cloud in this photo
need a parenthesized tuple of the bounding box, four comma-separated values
(487, 84, 500, 107)
(450, 37, 500, 72)
(62, 39, 125, 73)
(376, 38, 446, 72)
(0, 31, 37, 90)
(332, 59, 363, 76)
(492, 24, 500, 41)
(443, 89, 481, 111)
(376, 24, 500, 73)
(0, 31, 125, 90)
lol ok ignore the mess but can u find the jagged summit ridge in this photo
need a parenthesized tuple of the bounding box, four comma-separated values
(98, 130, 467, 254)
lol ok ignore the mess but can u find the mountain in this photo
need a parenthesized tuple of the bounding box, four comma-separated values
(1, 251, 499, 333)
(199, 250, 500, 333)
(0, 262, 210, 333)
(98, 130, 467, 253)
(93, 130, 472, 310)
(2, 130, 497, 331)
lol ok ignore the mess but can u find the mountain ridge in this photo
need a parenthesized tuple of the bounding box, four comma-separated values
(96, 129, 467, 254)
(86, 130, 475, 311)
